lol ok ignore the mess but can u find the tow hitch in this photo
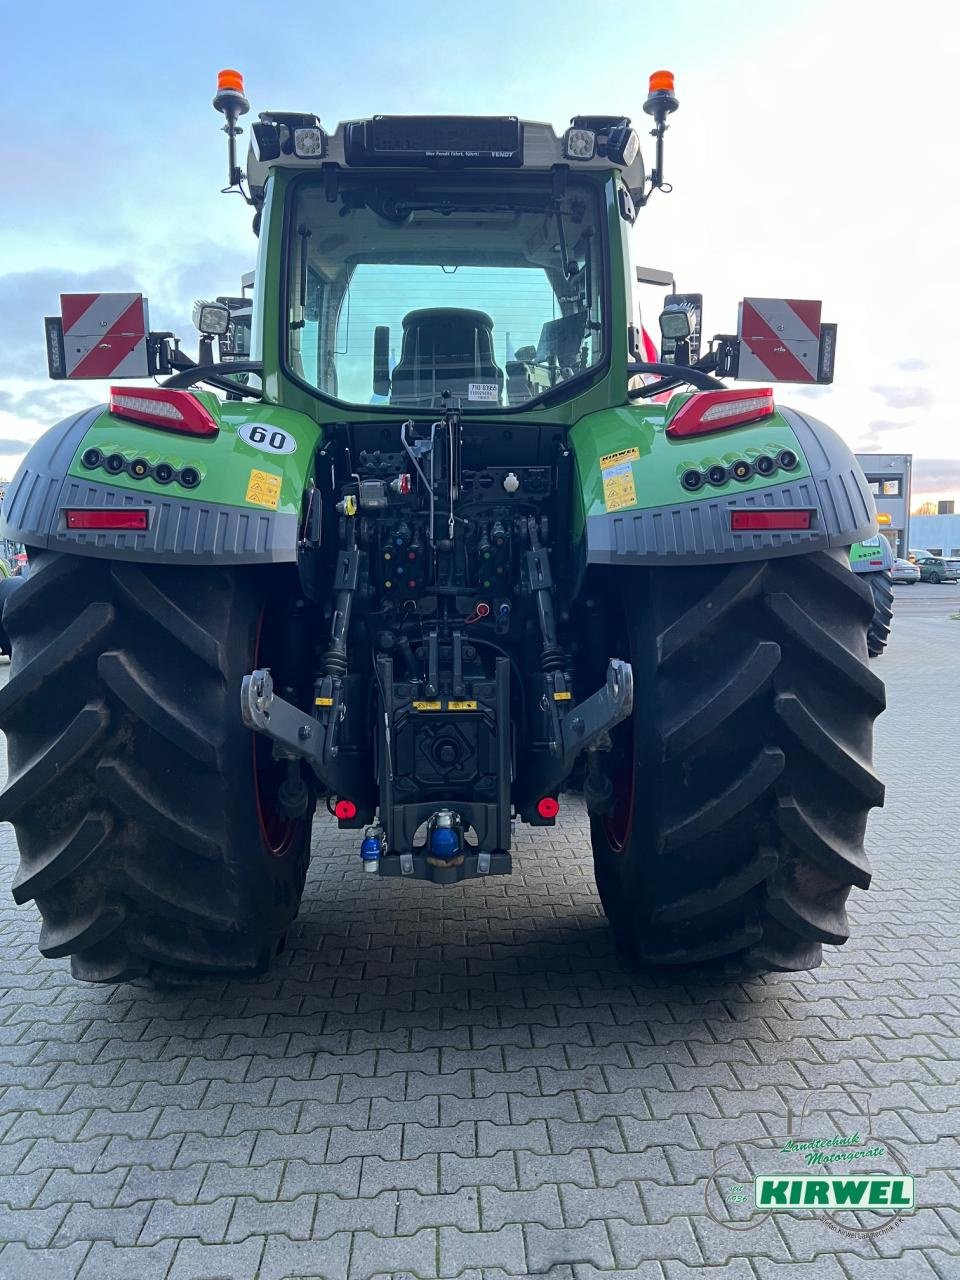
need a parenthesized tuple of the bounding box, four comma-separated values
(240, 657, 633, 881)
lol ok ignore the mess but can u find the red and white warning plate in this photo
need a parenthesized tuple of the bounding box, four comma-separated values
(737, 298, 821, 383)
(58, 293, 150, 379)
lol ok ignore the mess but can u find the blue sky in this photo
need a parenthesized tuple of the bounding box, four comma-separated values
(2, 0, 957, 498)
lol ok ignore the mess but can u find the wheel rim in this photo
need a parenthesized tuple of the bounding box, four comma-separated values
(602, 597, 636, 853)
(603, 748, 636, 853)
(252, 608, 298, 858)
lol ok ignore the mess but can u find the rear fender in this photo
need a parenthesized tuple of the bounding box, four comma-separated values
(0, 397, 320, 565)
(570, 401, 876, 566)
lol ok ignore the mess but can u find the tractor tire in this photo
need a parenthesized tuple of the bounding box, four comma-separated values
(589, 549, 885, 975)
(0, 576, 24, 657)
(0, 552, 312, 983)
(865, 571, 894, 658)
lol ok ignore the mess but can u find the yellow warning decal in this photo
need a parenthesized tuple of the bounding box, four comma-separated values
(602, 466, 637, 512)
(245, 468, 282, 509)
(600, 447, 640, 469)
(600, 448, 639, 512)
(553, 691, 573, 701)
(315, 696, 334, 707)
(447, 700, 478, 711)
(412, 700, 443, 711)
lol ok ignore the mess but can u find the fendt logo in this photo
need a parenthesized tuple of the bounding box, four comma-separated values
(755, 1175, 915, 1210)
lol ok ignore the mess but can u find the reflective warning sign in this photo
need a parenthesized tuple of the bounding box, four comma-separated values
(245, 469, 282, 509)
(600, 448, 639, 512)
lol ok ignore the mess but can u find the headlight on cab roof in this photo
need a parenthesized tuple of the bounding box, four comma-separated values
(293, 127, 325, 158)
(563, 127, 596, 160)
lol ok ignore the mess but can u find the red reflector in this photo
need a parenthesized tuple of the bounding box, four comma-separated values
(730, 509, 813, 531)
(65, 508, 149, 530)
(109, 386, 218, 437)
(666, 388, 775, 439)
(537, 796, 560, 819)
(334, 799, 358, 821)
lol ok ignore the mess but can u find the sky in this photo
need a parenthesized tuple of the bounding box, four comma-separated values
(1, 0, 958, 501)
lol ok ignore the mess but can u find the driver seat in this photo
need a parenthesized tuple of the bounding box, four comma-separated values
(390, 308, 504, 404)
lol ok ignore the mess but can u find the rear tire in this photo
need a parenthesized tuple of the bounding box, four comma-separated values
(865, 570, 894, 658)
(0, 576, 23, 656)
(0, 552, 312, 983)
(589, 550, 885, 975)
(929, 572, 941, 584)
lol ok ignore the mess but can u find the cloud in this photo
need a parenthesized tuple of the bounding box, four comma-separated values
(865, 419, 910, 435)
(870, 384, 935, 409)
(0, 383, 102, 426)
(0, 438, 32, 453)
(912, 458, 960, 494)
(785, 384, 830, 400)
(896, 357, 929, 372)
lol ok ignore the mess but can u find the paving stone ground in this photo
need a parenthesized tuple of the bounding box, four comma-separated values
(0, 588, 958, 1279)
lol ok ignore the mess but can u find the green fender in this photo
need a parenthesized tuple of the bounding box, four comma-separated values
(0, 394, 323, 565)
(568, 396, 877, 566)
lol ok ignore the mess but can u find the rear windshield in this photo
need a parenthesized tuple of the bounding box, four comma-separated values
(285, 173, 606, 412)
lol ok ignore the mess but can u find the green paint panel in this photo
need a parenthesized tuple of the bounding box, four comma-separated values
(67, 397, 321, 516)
(569, 404, 812, 527)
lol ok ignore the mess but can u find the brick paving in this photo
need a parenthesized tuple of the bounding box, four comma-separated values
(0, 595, 958, 1278)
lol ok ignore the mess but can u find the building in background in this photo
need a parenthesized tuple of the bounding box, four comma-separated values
(855, 453, 912, 556)
(909, 511, 960, 556)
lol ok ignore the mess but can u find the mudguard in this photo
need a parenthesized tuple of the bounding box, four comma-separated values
(571, 401, 875, 566)
(0, 396, 321, 564)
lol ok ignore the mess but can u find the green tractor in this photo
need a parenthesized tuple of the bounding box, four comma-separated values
(0, 70, 884, 983)
(849, 536, 895, 658)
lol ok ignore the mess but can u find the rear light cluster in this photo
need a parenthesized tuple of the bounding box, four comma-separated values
(65, 509, 149, 531)
(680, 448, 798, 493)
(667, 388, 776, 440)
(109, 386, 218, 438)
(81, 447, 201, 490)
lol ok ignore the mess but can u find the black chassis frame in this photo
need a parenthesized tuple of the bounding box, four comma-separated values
(241, 415, 634, 880)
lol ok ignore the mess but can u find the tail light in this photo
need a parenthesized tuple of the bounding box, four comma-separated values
(730, 509, 813, 531)
(666, 388, 775, 439)
(334, 799, 358, 821)
(65, 509, 149, 530)
(536, 796, 560, 819)
(109, 387, 218, 437)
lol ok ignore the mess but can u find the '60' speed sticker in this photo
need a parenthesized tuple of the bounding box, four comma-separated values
(237, 423, 297, 455)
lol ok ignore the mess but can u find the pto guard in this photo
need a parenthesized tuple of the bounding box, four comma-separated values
(582, 408, 876, 567)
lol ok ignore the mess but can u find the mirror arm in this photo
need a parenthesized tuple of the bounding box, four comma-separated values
(162, 360, 264, 398)
(626, 357, 724, 399)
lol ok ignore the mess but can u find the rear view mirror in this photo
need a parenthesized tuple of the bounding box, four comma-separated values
(373, 326, 391, 397)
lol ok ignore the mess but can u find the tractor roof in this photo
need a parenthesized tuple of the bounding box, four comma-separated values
(245, 113, 645, 204)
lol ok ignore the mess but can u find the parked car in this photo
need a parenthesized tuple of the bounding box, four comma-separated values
(917, 556, 960, 584)
(946, 557, 960, 580)
(908, 548, 935, 563)
(891, 557, 920, 584)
